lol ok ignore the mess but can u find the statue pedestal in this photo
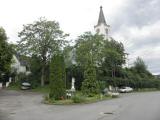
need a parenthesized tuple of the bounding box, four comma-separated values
(66, 77, 76, 99)
(71, 77, 76, 92)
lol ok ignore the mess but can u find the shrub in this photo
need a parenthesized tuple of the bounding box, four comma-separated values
(112, 95, 119, 98)
(49, 54, 66, 100)
(8, 81, 21, 90)
(71, 95, 86, 103)
(81, 62, 100, 96)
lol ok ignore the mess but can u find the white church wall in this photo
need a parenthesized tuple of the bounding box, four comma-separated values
(17, 66, 27, 74)
(95, 24, 109, 39)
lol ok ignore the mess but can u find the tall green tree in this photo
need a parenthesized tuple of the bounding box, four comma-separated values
(17, 18, 68, 86)
(102, 38, 125, 77)
(28, 55, 42, 88)
(75, 32, 104, 67)
(75, 32, 125, 81)
(81, 60, 100, 96)
(0, 27, 12, 81)
(133, 57, 147, 73)
(49, 54, 66, 100)
(75, 32, 103, 95)
(131, 57, 153, 78)
(63, 45, 74, 68)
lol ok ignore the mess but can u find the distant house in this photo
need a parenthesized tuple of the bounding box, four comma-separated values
(0, 55, 31, 88)
(11, 55, 28, 74)
(10, 54, 31, 84)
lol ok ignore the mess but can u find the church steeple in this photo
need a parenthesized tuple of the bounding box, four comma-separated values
(94, 6, 110, 39)
(97, 6, 107, 26)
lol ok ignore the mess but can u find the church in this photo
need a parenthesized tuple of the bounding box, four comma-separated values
(94, 6, 110, 39)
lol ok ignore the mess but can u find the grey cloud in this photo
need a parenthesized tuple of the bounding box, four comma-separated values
(129, 34, 160, 52)
(108, 0, 160, 74)
(145, 58, 160, 74)
(110, 0, 160, 32)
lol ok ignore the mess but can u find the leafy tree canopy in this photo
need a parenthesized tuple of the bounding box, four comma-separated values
(131, 57, 153, 78)
(49, 54, 66, 100)
(75, 32, 126, 78)
(0, 27, 13, 79)
(17, 17, 68, 86)
(18, 17, 68, 58)
(75, 32, 105, 67)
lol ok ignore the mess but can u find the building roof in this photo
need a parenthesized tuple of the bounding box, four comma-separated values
(15, 54, 28, 66)
(97, 6, 107, 26)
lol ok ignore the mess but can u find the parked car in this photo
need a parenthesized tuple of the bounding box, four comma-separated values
(21, 82, 31, 90)
(119, 87, 133, 93)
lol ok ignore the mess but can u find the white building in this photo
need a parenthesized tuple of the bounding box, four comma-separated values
(94, 6, 110, 39)
(11, 55, 27, 74)
(0, 55, 30, 88)
(11, 55, 31, 81)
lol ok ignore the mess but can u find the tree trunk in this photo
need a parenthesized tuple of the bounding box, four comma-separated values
(41, 64, 45, 87)
(113, 66, 116, 78)
(40, 50, 48, 87)
(41, 54, 47, 87)
(112, 69, 114, 78)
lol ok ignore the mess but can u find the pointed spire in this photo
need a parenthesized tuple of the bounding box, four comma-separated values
(97, 6, 107, 25)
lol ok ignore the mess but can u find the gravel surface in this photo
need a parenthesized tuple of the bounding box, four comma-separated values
(0, 90, 160, 120)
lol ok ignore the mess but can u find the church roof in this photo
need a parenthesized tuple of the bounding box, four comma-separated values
(96, 6, 107, 26)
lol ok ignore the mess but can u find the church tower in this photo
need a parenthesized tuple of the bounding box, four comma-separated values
(94, 6, 110, 39)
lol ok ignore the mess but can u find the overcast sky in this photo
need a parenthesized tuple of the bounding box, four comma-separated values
(0, 0, 160, 74)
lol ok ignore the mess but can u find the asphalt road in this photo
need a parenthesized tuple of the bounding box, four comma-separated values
(0, 90, 160, 120)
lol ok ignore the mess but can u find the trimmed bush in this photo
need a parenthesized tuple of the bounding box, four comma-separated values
(71, 95, 86, 103)
(81, 62, 100, 97)
(49, 54, 66, 100)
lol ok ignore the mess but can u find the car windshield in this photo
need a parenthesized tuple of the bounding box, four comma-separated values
(121, 87, 127, 89)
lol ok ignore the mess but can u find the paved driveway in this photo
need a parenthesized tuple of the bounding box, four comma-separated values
(0, 90, 160, 120)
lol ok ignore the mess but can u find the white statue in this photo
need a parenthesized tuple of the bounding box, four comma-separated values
(109, 85, 112, 91)
(71, 77, 75, 92)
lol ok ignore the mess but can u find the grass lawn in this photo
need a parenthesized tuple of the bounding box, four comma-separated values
(44, 93, 114, 105)
(7, 82, 21, 90)
(7, 83, 115, 105)
(31, 85, 50, 94)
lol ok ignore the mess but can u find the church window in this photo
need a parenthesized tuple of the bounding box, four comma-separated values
(105, 28, 108, 34)
(96, 29, 100, 33)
